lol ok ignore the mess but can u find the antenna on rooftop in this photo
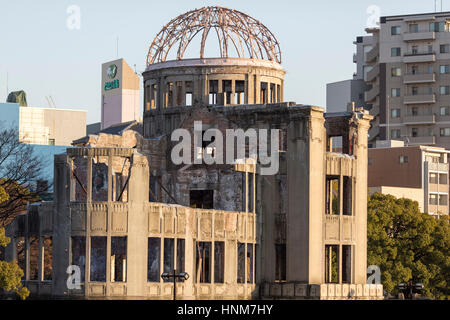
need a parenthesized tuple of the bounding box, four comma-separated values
(6, 72, 8, 99)
(50, 96, 56, 108)
(116, 36, 119, 58)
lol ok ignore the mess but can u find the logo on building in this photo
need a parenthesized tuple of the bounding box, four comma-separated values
(107, 64, 117, 79)
(105, 64, 119, 91)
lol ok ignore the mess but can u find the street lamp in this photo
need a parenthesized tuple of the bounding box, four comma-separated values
(161, 270, 190, 300)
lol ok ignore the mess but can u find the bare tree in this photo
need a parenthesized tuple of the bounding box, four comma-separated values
(0, 127, 47, 227)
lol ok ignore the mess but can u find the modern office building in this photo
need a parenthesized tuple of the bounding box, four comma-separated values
(101, 59, 140, 130)
(368, 140, 449, 216)
(359, 11, 450, 148)
(4, 6, 382, 300)
(0, 102, 87, 184)
(326, 36, 371, 114)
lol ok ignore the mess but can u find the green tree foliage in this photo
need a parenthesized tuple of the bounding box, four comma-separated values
(0, 186, 29, 300)
(0, 228, 29, 300)
(368, 193, 450, 299)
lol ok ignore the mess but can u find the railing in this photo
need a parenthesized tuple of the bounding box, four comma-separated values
(404, 94, 436, 104)
(403, 31, 436, 41)
(403, 114, 436, 124)
(403, 72, 436, 84)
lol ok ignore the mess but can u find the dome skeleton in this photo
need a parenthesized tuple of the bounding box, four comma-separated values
(147, 6, 282, 65)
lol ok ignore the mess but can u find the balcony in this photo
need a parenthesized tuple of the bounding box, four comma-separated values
(403, 73, 436, 84)
(365, 44, 379, 63)
(403, 114, 436, 125)
(429, 162, 449, 172)
(403, 52, 436, 64)
(365, 64, 379, 83)
(407, 135, 436, 145)
(404, 94, 436, 104)
(403, 31, 436, 42)
(365, 85, 379, 103)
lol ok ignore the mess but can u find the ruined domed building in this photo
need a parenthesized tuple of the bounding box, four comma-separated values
(4, 7, 382, 299)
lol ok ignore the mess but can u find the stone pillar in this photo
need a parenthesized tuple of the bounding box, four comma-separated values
(353, 112, 372, 284)
(286, 107, 325, 283)
(52, 154, 72, 296)
(126, 153, 150, 297)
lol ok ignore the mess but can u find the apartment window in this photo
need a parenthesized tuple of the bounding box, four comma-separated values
(411, 66, 418, 74)
(440, 44, 450, 54)
(391, 26, 401, 35)
(440, 128, 450, 136)
(412, 46, 419, 55)
(391, 47, 401, 57)
(391, 129, 401, 139)
(399, 156, 409, 164)
(440, 86, 450, 95)
(391, 108, 401, 118)
(391, 88, 401, 97)
(440, 194, 448, 206)
(368, 158, 373, 166)
(440, 65, 450, 74)
(428, 66, 433, 74)
(392, 67, 402, 77)
(429, 194, 438, 205)
(430, 21, 446, 32)
(430, 173, 438, 184)
(412, 87, 418, 96)
(440, 173, 448, 185)
(411, 107, 418, 116)
(412, 128, 419, 137)
(48, 138, 55, 146)
(409, 23, 419, 33)
(428, 45, 434, 54)
(441, 107, 450, 116)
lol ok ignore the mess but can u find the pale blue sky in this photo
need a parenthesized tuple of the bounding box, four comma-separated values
(0, 0, 446, 123)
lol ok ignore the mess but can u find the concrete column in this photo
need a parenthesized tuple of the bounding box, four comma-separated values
(184, 209, 195, 298)
(286, 108, 325, 283)
(126, 153, 150, 297)
(254, 75, 261, 104)
(52, 155, 72, 296)
(85, 155, 93, 295)
(353, 113, 372, 284)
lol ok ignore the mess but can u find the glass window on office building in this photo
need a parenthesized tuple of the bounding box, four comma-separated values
(430, 21, 447, 32)
(391, 26, 401, 35)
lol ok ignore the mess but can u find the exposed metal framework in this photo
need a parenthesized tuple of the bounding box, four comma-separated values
(146, 6, 282, 65)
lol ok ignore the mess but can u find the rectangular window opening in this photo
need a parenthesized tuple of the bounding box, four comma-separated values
(111, 237, 127, 283)
(214, 241, 225, 284)
(147, 238, 161, 282)
(90, 237, 107, 282)
(326, 176, 340, 215)
(325, 245, 339, 283)
(196, 242, 211, 283)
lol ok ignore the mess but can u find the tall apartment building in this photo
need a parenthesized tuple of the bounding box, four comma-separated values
(368, 141, 449, 217)
(361, 12, 450, 149)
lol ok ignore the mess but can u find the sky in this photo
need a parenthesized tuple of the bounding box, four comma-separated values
(0, 0, 447, 124)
